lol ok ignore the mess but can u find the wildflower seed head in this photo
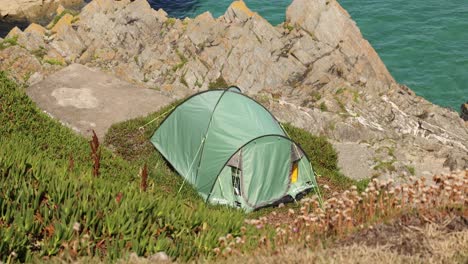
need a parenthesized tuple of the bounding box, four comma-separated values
(73, 222, 81, 232)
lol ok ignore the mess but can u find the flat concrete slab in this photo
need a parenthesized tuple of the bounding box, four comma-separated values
(27, 64, 172, 138)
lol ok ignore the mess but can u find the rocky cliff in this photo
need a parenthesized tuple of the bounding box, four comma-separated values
(1, 0, 467, 180)
(0, 0, 84, 23)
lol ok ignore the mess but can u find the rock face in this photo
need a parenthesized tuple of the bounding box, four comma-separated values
(27, 64, 171, 138)
(0, 0, 84, 23)
(461, 102, 468, 121)
(1, 0, 467, 180)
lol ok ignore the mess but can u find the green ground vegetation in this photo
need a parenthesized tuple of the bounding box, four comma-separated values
(48, 9, 78, 29)
(0, 72, 366, 262)
(0, 35, 19, 50)
(208, 76, 229, 90)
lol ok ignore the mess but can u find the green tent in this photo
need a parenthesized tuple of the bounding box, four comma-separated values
(151, 87, 318, 211)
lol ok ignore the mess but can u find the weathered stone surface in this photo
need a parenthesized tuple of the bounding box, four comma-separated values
(50, 14, 85, 61)
(461, 102, 468, 121)
(24, 23, 46, 35)
(224, 0, 257, 23)
(19, 23, 47, 51)
(26, 64, 171, 138)
(50, 13, 74, 33)
(0, 0, 84, 23)
(333, 142, 375, 180)
(2, 0, 467, 180)
(286, 0, 395, 89)
(0, 46, 42, 81)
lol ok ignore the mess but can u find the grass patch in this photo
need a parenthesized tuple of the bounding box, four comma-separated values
(71, 16, 80, 24)
(48, 10, 78, 29)
(0, 35, 19, 50)
(44, 58, 64, 66)
(335, 88, 345, 95)
(319, 102, 328, 112)
(31, 46, 47, 60)
(309, 91, 322, 102)
(334, 96, 347, 113)
(208, 76, 229, 90)
(180, 73, 188, 88)
(406, 165, 416, 176)
(373, 159, 397, 172)
(172, 50, 188, 72)
(283, 23, 294, 32)
(165, 18, 176, 27)
(352, 89, 360, 103)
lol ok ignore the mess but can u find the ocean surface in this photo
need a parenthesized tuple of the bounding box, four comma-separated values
(148, 0, 468, 111)
(1, 0, 465, 110)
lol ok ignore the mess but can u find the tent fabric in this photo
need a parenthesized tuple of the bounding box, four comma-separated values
(151, 88, 317, 211)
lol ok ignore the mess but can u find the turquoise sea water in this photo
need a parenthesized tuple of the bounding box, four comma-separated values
(149, 0, 468, 110)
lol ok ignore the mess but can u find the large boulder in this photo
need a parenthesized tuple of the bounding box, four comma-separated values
(286, 0, 394, 90)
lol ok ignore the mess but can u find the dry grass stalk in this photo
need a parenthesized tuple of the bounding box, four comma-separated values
(89, 130, 101, 177)
(140, 163, 148, 192)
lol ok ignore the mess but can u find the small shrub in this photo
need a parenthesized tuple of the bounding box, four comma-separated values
(352, 90, 360, 103)
(48, 10, 78, 29)
(44, 58, 64, 66)
(319, 102, 328, 112)
(335, 88, 345, 95)
(31, 46, 47, 59)
(71, 16, 80, 24)
(283, 23, 294, 32)
(373, 159, 396, 172)
(310, 91, 322, 102)
(165, 18, 176, 27)
(334, 96, 347, 113)
(172, 50, 188, 72)
(0, 35, 19, 50)
(180, 75, 188, 87)
(406, 165, 416, 175)
(208, 76, 229, 89)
